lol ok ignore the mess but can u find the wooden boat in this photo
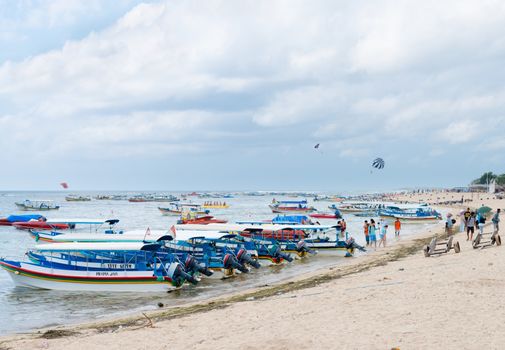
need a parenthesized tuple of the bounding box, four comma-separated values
(13, 221, 69, 231)
(202, 202, 230, 209)
(15, 200, 59, 211)
(269, 200, 316, 214)
(158, 203, 209, 216)
(65, 195, 91, 202)
(0, 214, 46, 226)
(378, 206, 442, 221)
(0, 242, 197, 292)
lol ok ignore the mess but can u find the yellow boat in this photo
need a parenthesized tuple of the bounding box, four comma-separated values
(202, 202, 230, 209)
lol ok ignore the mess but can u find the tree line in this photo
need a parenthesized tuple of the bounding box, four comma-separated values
(472, 172, 505, 186)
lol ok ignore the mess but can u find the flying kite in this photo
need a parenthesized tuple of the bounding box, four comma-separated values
(372, 158, 385, 169)
(314, 143, 320, 149)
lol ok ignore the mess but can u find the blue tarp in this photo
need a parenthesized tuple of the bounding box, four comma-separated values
(272, 215, 310, 224)
(7, 214, 45, 222)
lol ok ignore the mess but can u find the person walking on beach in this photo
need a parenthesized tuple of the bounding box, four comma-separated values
(363, 220, 369, 246)
(459, 211, 466, 233)
(464, 208, 471, 229)
(378, 224, 388, 247)
(492, 209, 501, 233)
(369, 219, 377, 249)
(466, 212, 476, 241)
(477, 212, 486, 236)
(394, 218, 401, 237)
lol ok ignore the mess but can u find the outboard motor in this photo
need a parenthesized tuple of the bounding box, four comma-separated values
(184, 255, 213, 277)
(296, 240, 317, 256)
(236, 248, 261, 269)
(223, 253, 249, 273)
(166, 262, 199, 286)
(345, 237, 366, 252)
(270, 245, 293, 262)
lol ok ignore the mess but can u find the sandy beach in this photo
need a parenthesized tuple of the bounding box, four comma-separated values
(1, 196, 503, 350)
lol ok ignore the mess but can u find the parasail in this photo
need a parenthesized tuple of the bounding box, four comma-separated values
(60, 182, 69, 189)
(314, 143, 320, 149)
(372, 158, 385, 169)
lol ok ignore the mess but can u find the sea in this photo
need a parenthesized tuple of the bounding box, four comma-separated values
(0, 191, 439, 335)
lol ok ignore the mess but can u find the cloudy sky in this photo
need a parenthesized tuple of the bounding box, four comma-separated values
(1, 0, 504, 191)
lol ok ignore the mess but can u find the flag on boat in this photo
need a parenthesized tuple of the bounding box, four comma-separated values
(170, 225, 176, 238)
(145, 227, 151, 236)
(60, 182, 69, 189)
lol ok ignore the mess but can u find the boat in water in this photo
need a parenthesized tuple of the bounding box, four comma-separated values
(0, 214, 46, 226)
(158, 203, 209, 216)
(15, 200, 60, 211)
(0, 242, 198, 292)
(65, 195, 91, 202)
(269, 200, 316, 214)
(202, 201, 230, 209)
(378, 206, 442, 221)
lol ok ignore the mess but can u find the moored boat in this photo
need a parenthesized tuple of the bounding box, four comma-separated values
(269, 200, 316, 214)
(15, 200, 60, 211)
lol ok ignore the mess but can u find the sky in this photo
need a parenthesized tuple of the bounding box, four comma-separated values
(1, 0, 505, 191)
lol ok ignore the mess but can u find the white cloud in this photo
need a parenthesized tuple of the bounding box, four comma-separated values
(0, 0, 505, 187)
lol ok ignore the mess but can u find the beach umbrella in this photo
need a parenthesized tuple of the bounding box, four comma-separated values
(477, 206, 492, 216)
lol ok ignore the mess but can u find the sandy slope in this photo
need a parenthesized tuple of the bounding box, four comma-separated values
(2, 224, 504, 350)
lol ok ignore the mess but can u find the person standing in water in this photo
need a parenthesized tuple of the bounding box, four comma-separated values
(369, 219, 377, 249)
(363, 220, 369, 246)
(340, 218, 347, 238)
(394, 218, 401, 237)
(378, 224, 388, 247)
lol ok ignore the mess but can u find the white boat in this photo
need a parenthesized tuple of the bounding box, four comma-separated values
(15, 200, 59, 211)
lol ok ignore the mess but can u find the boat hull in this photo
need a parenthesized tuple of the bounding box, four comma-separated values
(0, 261, 178, 292)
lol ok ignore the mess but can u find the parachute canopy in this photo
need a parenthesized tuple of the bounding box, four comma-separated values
(314, 143, 320, 149)
(372, 158, 385, 169)
(60, 182, 69, 189)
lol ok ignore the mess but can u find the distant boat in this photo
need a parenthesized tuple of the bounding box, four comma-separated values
(158, 203, 209, 216)
(15, 200, 59, 211)
(269, 200, 315, 214)
(378, 206, 442, 221)
(202, 201, 230, 209)
(65, 194, 91, 202)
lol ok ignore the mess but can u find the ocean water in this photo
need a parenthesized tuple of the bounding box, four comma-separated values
(0, 191, 438, 335)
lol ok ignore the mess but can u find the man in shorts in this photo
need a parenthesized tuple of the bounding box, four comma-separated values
(492, 209, 501, 233)
(466, 212, 476, 241)
(363, 220, 369, 246)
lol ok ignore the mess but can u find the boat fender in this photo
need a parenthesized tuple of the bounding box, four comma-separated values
(236, 248, 261, 269)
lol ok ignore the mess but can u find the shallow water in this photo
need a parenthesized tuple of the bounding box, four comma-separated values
(0, 191, 438, 335)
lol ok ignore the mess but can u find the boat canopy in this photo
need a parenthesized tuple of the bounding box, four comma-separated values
(272, 215, 310, 224)
(34, 242, 160, 251)
(7, 214, 45, 222)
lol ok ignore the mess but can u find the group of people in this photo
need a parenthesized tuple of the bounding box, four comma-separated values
(362, 218, 401, 249)
(459, 207, 501, 241)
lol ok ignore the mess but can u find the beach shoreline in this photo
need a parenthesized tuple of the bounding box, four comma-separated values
(0, 221, 443, 349)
